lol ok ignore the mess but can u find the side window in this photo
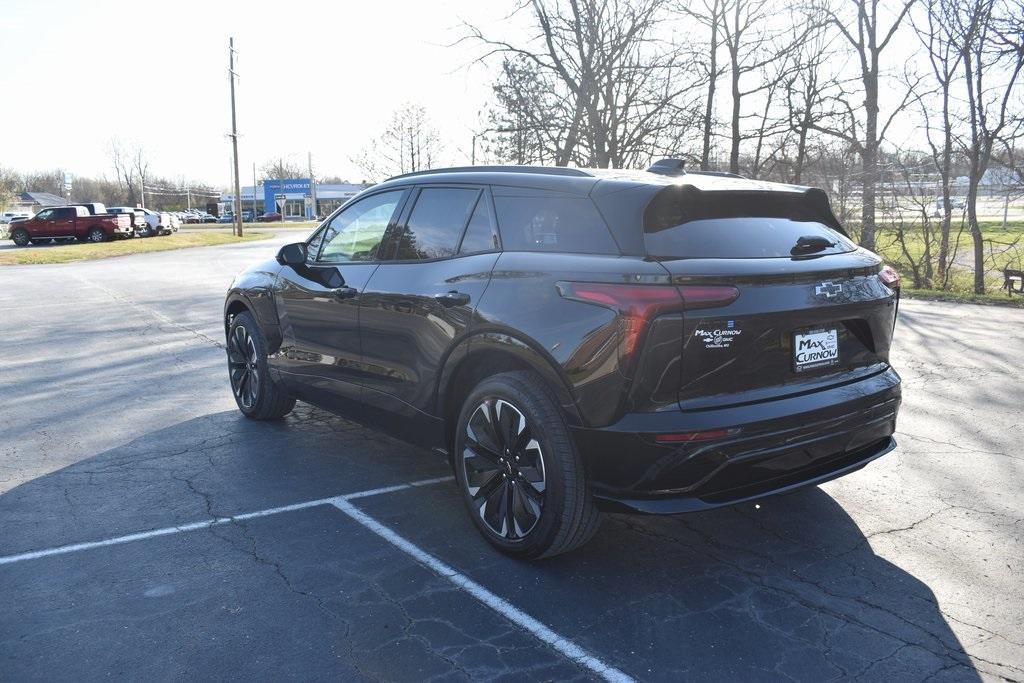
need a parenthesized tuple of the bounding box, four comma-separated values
(317, 190, 403, 263)
(57, 208, 76, 219)
(393, 187, 480, 261)
(35, 209, 53, 220)
(458, 193, 499, 254)
(492, 190, 619, 254)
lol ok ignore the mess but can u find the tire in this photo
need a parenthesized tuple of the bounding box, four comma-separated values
(11, 228, 29, 247)
(86, 227, 107, 243)
(453, 371, 601, 559)
(227, 311, 295, 420)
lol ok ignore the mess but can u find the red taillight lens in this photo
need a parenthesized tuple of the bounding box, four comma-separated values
(879, 265, 900, 289)
(557, 281, 740, 362)
(557, 283, 682, 356)
(678, 285, 741, 310)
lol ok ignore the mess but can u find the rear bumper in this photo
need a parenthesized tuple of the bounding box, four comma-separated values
(572, 366, 900, 514)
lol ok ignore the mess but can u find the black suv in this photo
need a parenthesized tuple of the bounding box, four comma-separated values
(224, 162, 901, 558)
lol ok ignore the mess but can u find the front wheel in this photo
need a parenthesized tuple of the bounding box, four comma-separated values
(10, 228, 30, 247)
(227, 311, 295, 420)
(454, 371, 601, 559)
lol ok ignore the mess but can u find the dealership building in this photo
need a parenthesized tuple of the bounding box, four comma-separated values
(220, 179, 370, 219)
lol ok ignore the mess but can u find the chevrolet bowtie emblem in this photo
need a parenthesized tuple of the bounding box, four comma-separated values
(815, 282, 843, 298)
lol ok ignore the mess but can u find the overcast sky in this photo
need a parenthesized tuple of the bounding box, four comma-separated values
(2, 0, 931, 189)
(1, 0, 515, 186)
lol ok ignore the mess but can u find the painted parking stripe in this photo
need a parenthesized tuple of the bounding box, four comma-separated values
(0, 476, 453, 566)
(332, 497, 635, 683)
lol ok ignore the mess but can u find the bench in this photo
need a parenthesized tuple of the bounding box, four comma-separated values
(1005, 269, 1024, 296)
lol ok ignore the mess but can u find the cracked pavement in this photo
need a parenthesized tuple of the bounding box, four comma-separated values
(0, 235, 1021, 681)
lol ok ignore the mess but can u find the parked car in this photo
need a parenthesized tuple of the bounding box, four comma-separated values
(223, 162, 902, 559)
(134, 207, 177, 236)
(933, 197, 967, 217)
(217, 213, 235, 224)
(200, 212, 218, 223)
(259, 211, 282, 222)
(107, 206, 150, 236)
(8, 205, 132, 245)
(1, 211, 32, 224)
(241, 210, 254, 222)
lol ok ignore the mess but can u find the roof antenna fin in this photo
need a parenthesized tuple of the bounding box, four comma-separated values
(647, 158, 687, 177)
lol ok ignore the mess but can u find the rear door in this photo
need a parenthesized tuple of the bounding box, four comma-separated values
(359, 185, 499, 432)
(643, 187, 898, 410)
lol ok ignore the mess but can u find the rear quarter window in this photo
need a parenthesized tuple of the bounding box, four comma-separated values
(644, 189, 856, 259)
(493, 188, 619, 255)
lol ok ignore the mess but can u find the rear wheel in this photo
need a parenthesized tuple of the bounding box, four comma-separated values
(86, 227, 106, 243)
(11, 228, 29, 247)
(227, 311, 295, 420)
(454, 371, 600, 559)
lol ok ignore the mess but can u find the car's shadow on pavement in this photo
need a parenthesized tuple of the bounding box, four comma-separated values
(0, 407, 980, 681)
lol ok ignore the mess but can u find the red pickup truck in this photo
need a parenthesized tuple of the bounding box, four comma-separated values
(8, 206, 133, 246)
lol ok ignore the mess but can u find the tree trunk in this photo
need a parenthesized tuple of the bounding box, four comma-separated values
(701, 11, 720, 171)
(729, 47, 741, 175)
(967, 176, 985, 293)
(860, 75, 879, 252)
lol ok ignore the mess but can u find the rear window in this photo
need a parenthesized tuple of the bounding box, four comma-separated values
(644, 189, 855, 259)
(493, 190, 619, 254)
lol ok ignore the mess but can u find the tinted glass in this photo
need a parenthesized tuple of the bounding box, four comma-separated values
(494, 194, 618, 254)
(318, 190, 403, 262)
(35, 209, 53, 220)
(54, 208, 75, 219)
(458, 194, 498, 254)
(644, 191, 856, 259)
(394, 188, 479, 260)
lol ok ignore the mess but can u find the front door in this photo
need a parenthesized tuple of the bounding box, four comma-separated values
(273, 189, 407, 411)
(359, 186, 499, 442)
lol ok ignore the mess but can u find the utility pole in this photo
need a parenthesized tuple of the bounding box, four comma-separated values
(253, 162, 258, 219)
(228, 37, 243, 237)
(186, 187, 191, 211)
(308, 151, 316, 220)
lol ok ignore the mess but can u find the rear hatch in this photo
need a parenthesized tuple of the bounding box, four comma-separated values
(643, 185, 898, 411)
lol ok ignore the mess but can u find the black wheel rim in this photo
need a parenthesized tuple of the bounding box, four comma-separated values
(462, 398, 546, 540)
(227, 324, 260, 410)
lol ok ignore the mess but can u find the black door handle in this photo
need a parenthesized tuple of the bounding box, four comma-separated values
(331, 286, 358, 300)
(434, 291, 470, 307)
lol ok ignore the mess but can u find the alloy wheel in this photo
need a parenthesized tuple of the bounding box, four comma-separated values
(228, 324, 260, 410)
(462, 398, 546, 540)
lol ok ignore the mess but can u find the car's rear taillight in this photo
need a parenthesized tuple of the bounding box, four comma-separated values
(557, 283, 683, 356)
(879, 265, 900, 289)
(557, 281, 739, 368)
(677, 285, 741, 310)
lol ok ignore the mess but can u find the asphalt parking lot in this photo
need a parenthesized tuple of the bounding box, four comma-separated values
(1, 235, 1021, 682)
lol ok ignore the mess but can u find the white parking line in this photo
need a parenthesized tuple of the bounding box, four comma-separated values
(0, 476, 452, 566)
(0, 472, 633, 682)
(332, 498, 634, 683)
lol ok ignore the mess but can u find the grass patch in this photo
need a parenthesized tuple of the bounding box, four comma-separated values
(0, 232, 272, 266)
(900, 287, 1024, 307)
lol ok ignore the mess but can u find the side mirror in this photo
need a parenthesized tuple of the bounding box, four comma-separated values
(276, 242, 308, 266)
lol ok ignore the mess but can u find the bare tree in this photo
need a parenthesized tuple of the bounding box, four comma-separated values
(951, 0, 1024, 293)
(132, 146, 150, 208)
(354, 103, 441, 180)
(466, 0, 700, 169)
(810, 0, 918, 251)
(914, 0, 965, 288)
(680, 0, 728, 170)
(717, 0, 808, 175)
(260, 158, 305, 180)
(110, 139, 138, 205)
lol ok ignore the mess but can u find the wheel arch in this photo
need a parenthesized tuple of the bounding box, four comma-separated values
(224, 292, 283, 354)
(436, 331, 582, 456)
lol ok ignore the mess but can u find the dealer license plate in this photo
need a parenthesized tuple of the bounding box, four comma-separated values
(793, 328, 839, 372)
